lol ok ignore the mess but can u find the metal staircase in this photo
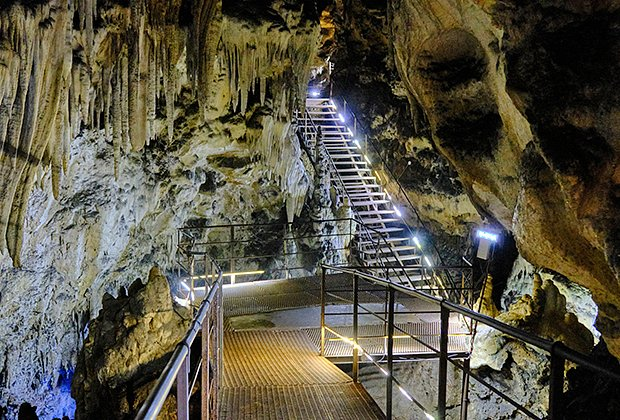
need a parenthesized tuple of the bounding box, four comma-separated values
(297, 96, 432, 288)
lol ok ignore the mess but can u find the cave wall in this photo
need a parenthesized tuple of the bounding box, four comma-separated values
(324, 0, 481, 262)
(0, 0, 319, 416)
(389, 0, 620, 356)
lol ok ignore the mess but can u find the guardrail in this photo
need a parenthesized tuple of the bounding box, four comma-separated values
(176, 218, 473, 306)
(297, 99, 463, 301)
(319, 264, 620, 420)
(135, 256, 223, 420)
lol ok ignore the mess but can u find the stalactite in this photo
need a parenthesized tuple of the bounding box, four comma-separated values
(0, 0, 319, 263)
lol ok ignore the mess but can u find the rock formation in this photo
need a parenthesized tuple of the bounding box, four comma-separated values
(72, 267, 190, 418)
(389, 0, 620, 356)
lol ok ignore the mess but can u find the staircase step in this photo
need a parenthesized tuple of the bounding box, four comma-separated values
(325, 146, 358, 151)
(357, 209, 396, 216)
(350, 199, 391, 205)
(347, 192, 387, 198)
(335, 168, 372, 174)
(357, 236, 410, 246)
(359, 245, 418, 254)
(339, 175, 376, 181)
(364, 227, 405, 234)
(361, 254, 422, 265)
(360, 218, 401, 225)
(334, 161, 367, 167)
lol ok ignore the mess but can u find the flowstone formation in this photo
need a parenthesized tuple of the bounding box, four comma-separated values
(470, 273, 594, 418)
(0, 0, 319, 416)
(389, 0, 620, 356)
(72, 267, 190, 418)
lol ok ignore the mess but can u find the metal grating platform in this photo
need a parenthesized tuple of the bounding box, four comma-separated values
(221, 330, 384, 419)
(304, 323, 471, 359)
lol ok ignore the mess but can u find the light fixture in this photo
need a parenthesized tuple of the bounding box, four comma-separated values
(413, 236, 421, 248)
(476, 229, 498, 260)
(394, 207, 402, 217)
(310, 89, 320, 97)
(424, 256, 432, 267)
(477, 230, 498, 242)
(338, 113, 345, 122)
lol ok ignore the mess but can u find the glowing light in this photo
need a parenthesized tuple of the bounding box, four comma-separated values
(394, 207, 402, 217)
(310, 89, 320, 97)
(354, 139, 361, 149)
(424, 256, 432, 267)
(413, 236, 422, 248)
(364, 155, 371, 164)
(477, 230, 498, 242)
(399, 386, 413, 402)
(338, 113, 345, 122)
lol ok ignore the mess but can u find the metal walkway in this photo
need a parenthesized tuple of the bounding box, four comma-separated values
(220, 329, 384, 419)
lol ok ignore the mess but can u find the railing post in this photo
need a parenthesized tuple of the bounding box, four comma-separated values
(438, 304, 449, 420)
(177, 351, 190, 420)
(218, 274, 224, 388)
(548, 343, 565, 420)
(320, 266, 326, 356)
(229, 226, 235, 284)
(352, 274, 359, 383)
(386, 288, 395, 419)
(460, 358, 470, 420)
(190, 257, 196, 310)
(202, 303, 211, 418)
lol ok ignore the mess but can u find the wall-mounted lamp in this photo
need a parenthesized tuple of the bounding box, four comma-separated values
(476, 229, 498, 260)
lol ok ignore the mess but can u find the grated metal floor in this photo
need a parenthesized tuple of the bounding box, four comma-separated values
(221, 330, 384, 419)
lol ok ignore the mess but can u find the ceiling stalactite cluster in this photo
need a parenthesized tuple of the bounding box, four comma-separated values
(0, 0, 318, 266)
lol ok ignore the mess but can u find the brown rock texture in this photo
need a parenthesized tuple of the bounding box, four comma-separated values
(71, 266, 190, 419)
(389, 0, 620, 356)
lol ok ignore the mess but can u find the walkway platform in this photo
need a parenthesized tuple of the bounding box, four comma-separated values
(220, 330, 384, 419)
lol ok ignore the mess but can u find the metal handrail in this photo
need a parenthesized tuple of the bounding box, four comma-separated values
(328, 93, 458, 292)
(178, 216, 467, 298)
(135, 257, 223, 420)
(298, 102, 461, 298)
(320, 264, 620, 420)
(297, 107, 432, 290)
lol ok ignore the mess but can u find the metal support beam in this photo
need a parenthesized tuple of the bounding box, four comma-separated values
(438, 305, 449, 420)
(460, 358, 470, 420)
(202, 308, 210, 418)
(386, 288, 395, 419)
(176, 351, 190, 420)
(548, 344, 565, 420)
(352, 274, 359, 383)
(320, 267, 326, 356)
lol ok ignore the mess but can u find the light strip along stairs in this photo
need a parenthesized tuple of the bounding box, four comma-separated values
(299, 96, 427, 287)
